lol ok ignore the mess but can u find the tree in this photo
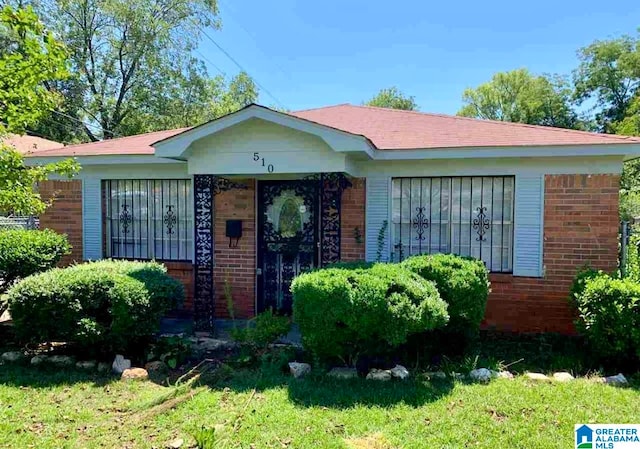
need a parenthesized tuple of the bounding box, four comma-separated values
(0, 5, 68, 134)
(0, 5, 79, 215)
(458, 69, 584, 129)
(365, 87, 418, 110)
(29, 0, 227, 140)
(574, 34, 640, 133)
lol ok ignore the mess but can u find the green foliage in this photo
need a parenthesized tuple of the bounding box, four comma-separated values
(401, 254, 490, 336)
(192, 426, 219, 449)
(568, 266, 604, 307)
(0, 229, 70, 293)
(325, 260, 375, 270)
(458, 69, 584, 129)
(625, 233, 640, 282)
(573, 273, 640, 363)
(573, 33, 640, 133)
(0, 5, 69, 134)
(0, 145, 80, 215)
(22, 0, 257, 142)
(291, 264, 449, 365)
(231, 309, 291, 348)
(7, 260, 183, 353)
(147, 335, 192, 369)
(365, 86, 418, 110)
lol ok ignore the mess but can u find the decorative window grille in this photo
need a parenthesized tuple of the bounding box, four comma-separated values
(391, 176, 514, 272)
(104, 179, 193, 261)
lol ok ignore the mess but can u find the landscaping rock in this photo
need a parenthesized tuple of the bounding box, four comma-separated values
(145, 361, 168, 373)
(167, 438, 184, 448)
(552, 372, 574, 382)
(121, 368, 149, 381)
(49, 355, 75, 368)
(423, 371, 447, 380)
(452, 372, 466, 380)
(525, 372, 551, 382)
(97, 362, 111, 374)
(288, 362, 311, 379)
(604, 373, 628, 386)
(190, 337, 236, 353)
(469, 368, 494, 383)
(366, 369, 392, 381)
(2, 351, 26, 364)
(390, 364, 410, 380)
(76, 360, 97, 371)
(30, 354, 49, 366)
(496, 371, 514, 379)
(327, 367, 358, 379)
(112, 354, 131, 374)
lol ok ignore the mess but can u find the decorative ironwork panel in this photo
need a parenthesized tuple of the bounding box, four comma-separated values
(193, 176, 248, 330)
(391, 176, 515, 273)
(319, 173, 352, 266)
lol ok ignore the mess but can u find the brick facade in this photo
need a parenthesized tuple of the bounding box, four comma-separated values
(213, 180, 256, 319)
(483, 174, 620, 333)
(39, 180, 83, 266)
(341, 178, 366, 261)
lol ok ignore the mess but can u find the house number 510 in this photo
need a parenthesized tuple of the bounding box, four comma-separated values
(253, 152, 274, 173)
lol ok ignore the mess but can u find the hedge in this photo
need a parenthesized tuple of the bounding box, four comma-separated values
(401, 254, 490, 337)
(0, 229, 70, 293)
(573, 272, 640, 363)
(291, 263, 449, 364)
(7, 260, 183, 354)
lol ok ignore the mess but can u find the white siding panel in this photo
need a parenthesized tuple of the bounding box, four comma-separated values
(513, 174, 543, 277)
(365, 177, 390, 262)
(82, 178, 102, 260)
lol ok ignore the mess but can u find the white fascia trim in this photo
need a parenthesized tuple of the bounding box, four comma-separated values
(153, 106, 375, 158)
(372, 143, 640, 160)
(25, 155, 185, 166)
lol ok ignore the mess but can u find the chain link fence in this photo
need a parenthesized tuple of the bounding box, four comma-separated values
(0, 215, 39, 230)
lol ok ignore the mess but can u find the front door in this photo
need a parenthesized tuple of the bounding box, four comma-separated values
(257, 180, 319, 314)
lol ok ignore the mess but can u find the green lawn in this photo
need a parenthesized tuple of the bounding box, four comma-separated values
(1, 365, 639, 448)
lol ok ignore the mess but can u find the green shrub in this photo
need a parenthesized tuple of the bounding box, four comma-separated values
(231, 309, 292, 348)
(573, 273, 640, 363)
(7, 260, 183, 354)
(324, 260, 376, 270)
(401, 254, 489, 336)
(291, 263, 449, 365)
(0, 229, 70, 293)
(569, 266, 604, 306)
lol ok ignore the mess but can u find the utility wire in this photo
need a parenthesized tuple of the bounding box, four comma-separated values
(195, 22, 288, 110)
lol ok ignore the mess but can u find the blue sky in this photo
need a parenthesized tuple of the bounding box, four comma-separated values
(198, 0, 640, 114)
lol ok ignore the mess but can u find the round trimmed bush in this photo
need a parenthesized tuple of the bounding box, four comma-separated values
(0, 229, 70, 293)
(291, 263, 449, 363)
(401, 254, 489, 337)
(7, 260, 183, 354)
(574, 273, 640, 364)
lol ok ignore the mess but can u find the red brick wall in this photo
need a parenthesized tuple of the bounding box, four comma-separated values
(483, 174, 620, 333)
(39, 180, 83, 266)
(213, 180, 256, 319)
(165, 261, 194, 311)
(341, 178, 366, 261)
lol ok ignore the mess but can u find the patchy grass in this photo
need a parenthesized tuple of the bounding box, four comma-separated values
(1, 364, 639, 448)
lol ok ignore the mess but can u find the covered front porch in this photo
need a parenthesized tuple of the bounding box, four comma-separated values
(150, 105, 373, 329)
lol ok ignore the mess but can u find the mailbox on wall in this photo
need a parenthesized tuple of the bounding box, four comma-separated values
(226, 219, 242, 248)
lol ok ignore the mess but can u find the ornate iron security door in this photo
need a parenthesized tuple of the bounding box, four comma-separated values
(257, 180, 319, 314)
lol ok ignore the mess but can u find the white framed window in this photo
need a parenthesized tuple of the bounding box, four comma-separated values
(391, 176, 514, 272)
(104, 179, 193, 261)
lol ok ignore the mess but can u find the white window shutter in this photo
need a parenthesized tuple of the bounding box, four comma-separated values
(513, 174, 544, 277)
(82, 178, 103, 260)
(365, 177, 390, 262)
